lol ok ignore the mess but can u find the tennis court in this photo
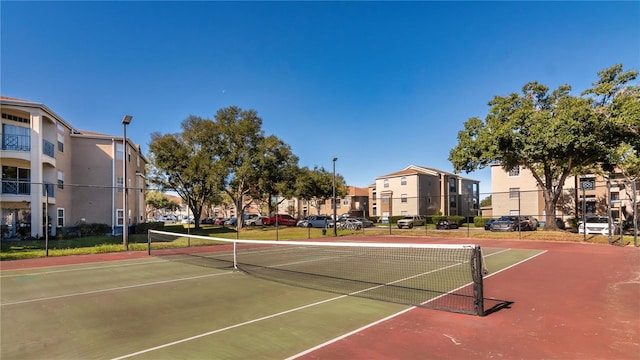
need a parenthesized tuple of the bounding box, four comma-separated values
(1, 233, 637, 359)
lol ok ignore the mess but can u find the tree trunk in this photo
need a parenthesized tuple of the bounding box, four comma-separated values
(542, 188, 558, 230)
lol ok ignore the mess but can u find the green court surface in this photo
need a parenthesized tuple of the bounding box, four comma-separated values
(1, 246, 543, 360)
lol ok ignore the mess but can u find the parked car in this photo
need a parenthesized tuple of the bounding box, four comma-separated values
(379, 216, 389, 224)
(556, 218, 566, 230)
(157, 215, 176, 224)
(243, 213, 260, 226)
(484, 219, 497, 231)
(297, 215, 332, 228)
(578, 216, 619, 235)
(180, 216, 194, 224)
(397, 215, 426, 229)
(201, 217, 215, 224)
(246, 215, 268, 226)
(214, 218, 227, 225)
(224, 217, 237, 226)
(490, 216, 532, 232)
(342, 218, 363, 229)
(265, 214, 298, 226)
(436, 219, 459, 230)
(354, 218, 374, 228)
(523, 216, 539, 230)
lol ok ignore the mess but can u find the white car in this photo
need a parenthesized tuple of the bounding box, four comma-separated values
(578, 216, 619, 235)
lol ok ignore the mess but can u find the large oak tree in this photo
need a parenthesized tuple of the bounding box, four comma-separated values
(148, 106, 299, 230)
(449, 65, 639, 230)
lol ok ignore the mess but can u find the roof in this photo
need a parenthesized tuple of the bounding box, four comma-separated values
(377, 165, 479, 183)
(346, 186, 368, 197)
(2, 95, 147, 161)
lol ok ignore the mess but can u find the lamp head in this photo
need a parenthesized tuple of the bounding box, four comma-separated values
(122, 115, 133, 125)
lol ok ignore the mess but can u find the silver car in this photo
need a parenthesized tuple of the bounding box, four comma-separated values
(298, 215, 333, 228)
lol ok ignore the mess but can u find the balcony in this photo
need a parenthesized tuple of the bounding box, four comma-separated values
(42, 183, 56, 198)
(43, 139, 55, 158)
(2, 178, 31, 195)
(2, 133, 30, 151)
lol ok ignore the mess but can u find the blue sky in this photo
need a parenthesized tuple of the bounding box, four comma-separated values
(2, 1, 639, 194)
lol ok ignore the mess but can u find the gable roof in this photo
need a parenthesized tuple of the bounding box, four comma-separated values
(377, 165, 479, 182)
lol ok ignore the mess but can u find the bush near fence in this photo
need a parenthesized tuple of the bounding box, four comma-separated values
(136, 221, 165, 234)
(75, 222, 110, 237)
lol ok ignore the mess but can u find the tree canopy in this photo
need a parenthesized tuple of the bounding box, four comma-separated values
(294, 166, 347, 215)
(147, 106, 306, 229)
(147, 116, 225, 228)
(449, 64, 639, 229)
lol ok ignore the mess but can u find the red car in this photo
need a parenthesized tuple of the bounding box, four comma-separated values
(264, 214, 297, 226)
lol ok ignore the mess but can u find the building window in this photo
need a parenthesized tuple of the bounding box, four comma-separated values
(116, 143, 123, 160)
(449, 178, 457, 193)
(611, 192, 620, 202)
(372, 192, 376, 200)
(342, 198, 348, 205)
(509, 166, 520, 177)
(401, 194, 407, 203)
(117, 177, 123, 192)
(57, 171, 64, 189)
(401, 176, 407, 185)
(382, 196, 389, 204)
(116, 209, 124, 226)
(383, 179, 389, 188)
(2, 113, 30, 124)
(509, 187, 520, 198)
(57, 208, 65, 227)
(57, 133, 64, 152)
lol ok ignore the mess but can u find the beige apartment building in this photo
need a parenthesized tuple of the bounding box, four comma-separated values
(369, 165, 480, 218)
(269, 186, 369, 219)
(1, 96, 147, 239)
(491, 163, 638, 224)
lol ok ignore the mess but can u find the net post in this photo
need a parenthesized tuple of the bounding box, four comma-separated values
(233, 241, 238, 269)
(471, 245, 485, 316)
(147, 231, 151, 256)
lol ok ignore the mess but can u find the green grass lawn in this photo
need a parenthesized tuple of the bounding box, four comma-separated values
(1, 223, 632, 261)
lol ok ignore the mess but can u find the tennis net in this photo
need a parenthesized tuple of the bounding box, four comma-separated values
(148, 230, 487, 316)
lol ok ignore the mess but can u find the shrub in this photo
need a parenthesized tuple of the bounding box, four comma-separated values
(474, 217, 493, 227)
(75, 222, 110, 236)
(136, 222, 165, 234)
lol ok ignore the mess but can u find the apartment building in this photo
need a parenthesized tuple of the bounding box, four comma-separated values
(1, 96, 147, 238)
(269, 186, 369, 219)
(491, 163, 639, 223)
(369, 165, 480, 218)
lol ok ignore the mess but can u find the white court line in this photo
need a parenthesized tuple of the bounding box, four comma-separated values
(110, 294, 351, 360)
(0, 259, 164, 278)
(111, 247, 514, 359)
(286, 248, 547, 360)
(1, 271, 236, 307)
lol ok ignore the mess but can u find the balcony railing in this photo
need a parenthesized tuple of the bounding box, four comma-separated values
(43, 139, 55, 158)
(43, 183, 55, 198)
(1, 178, 31, 195)
(2, 134, 30, 151)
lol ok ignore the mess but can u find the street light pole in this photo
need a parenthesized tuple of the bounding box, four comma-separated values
(333, 157, 338, 236)
(122, 115, 132, 250)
